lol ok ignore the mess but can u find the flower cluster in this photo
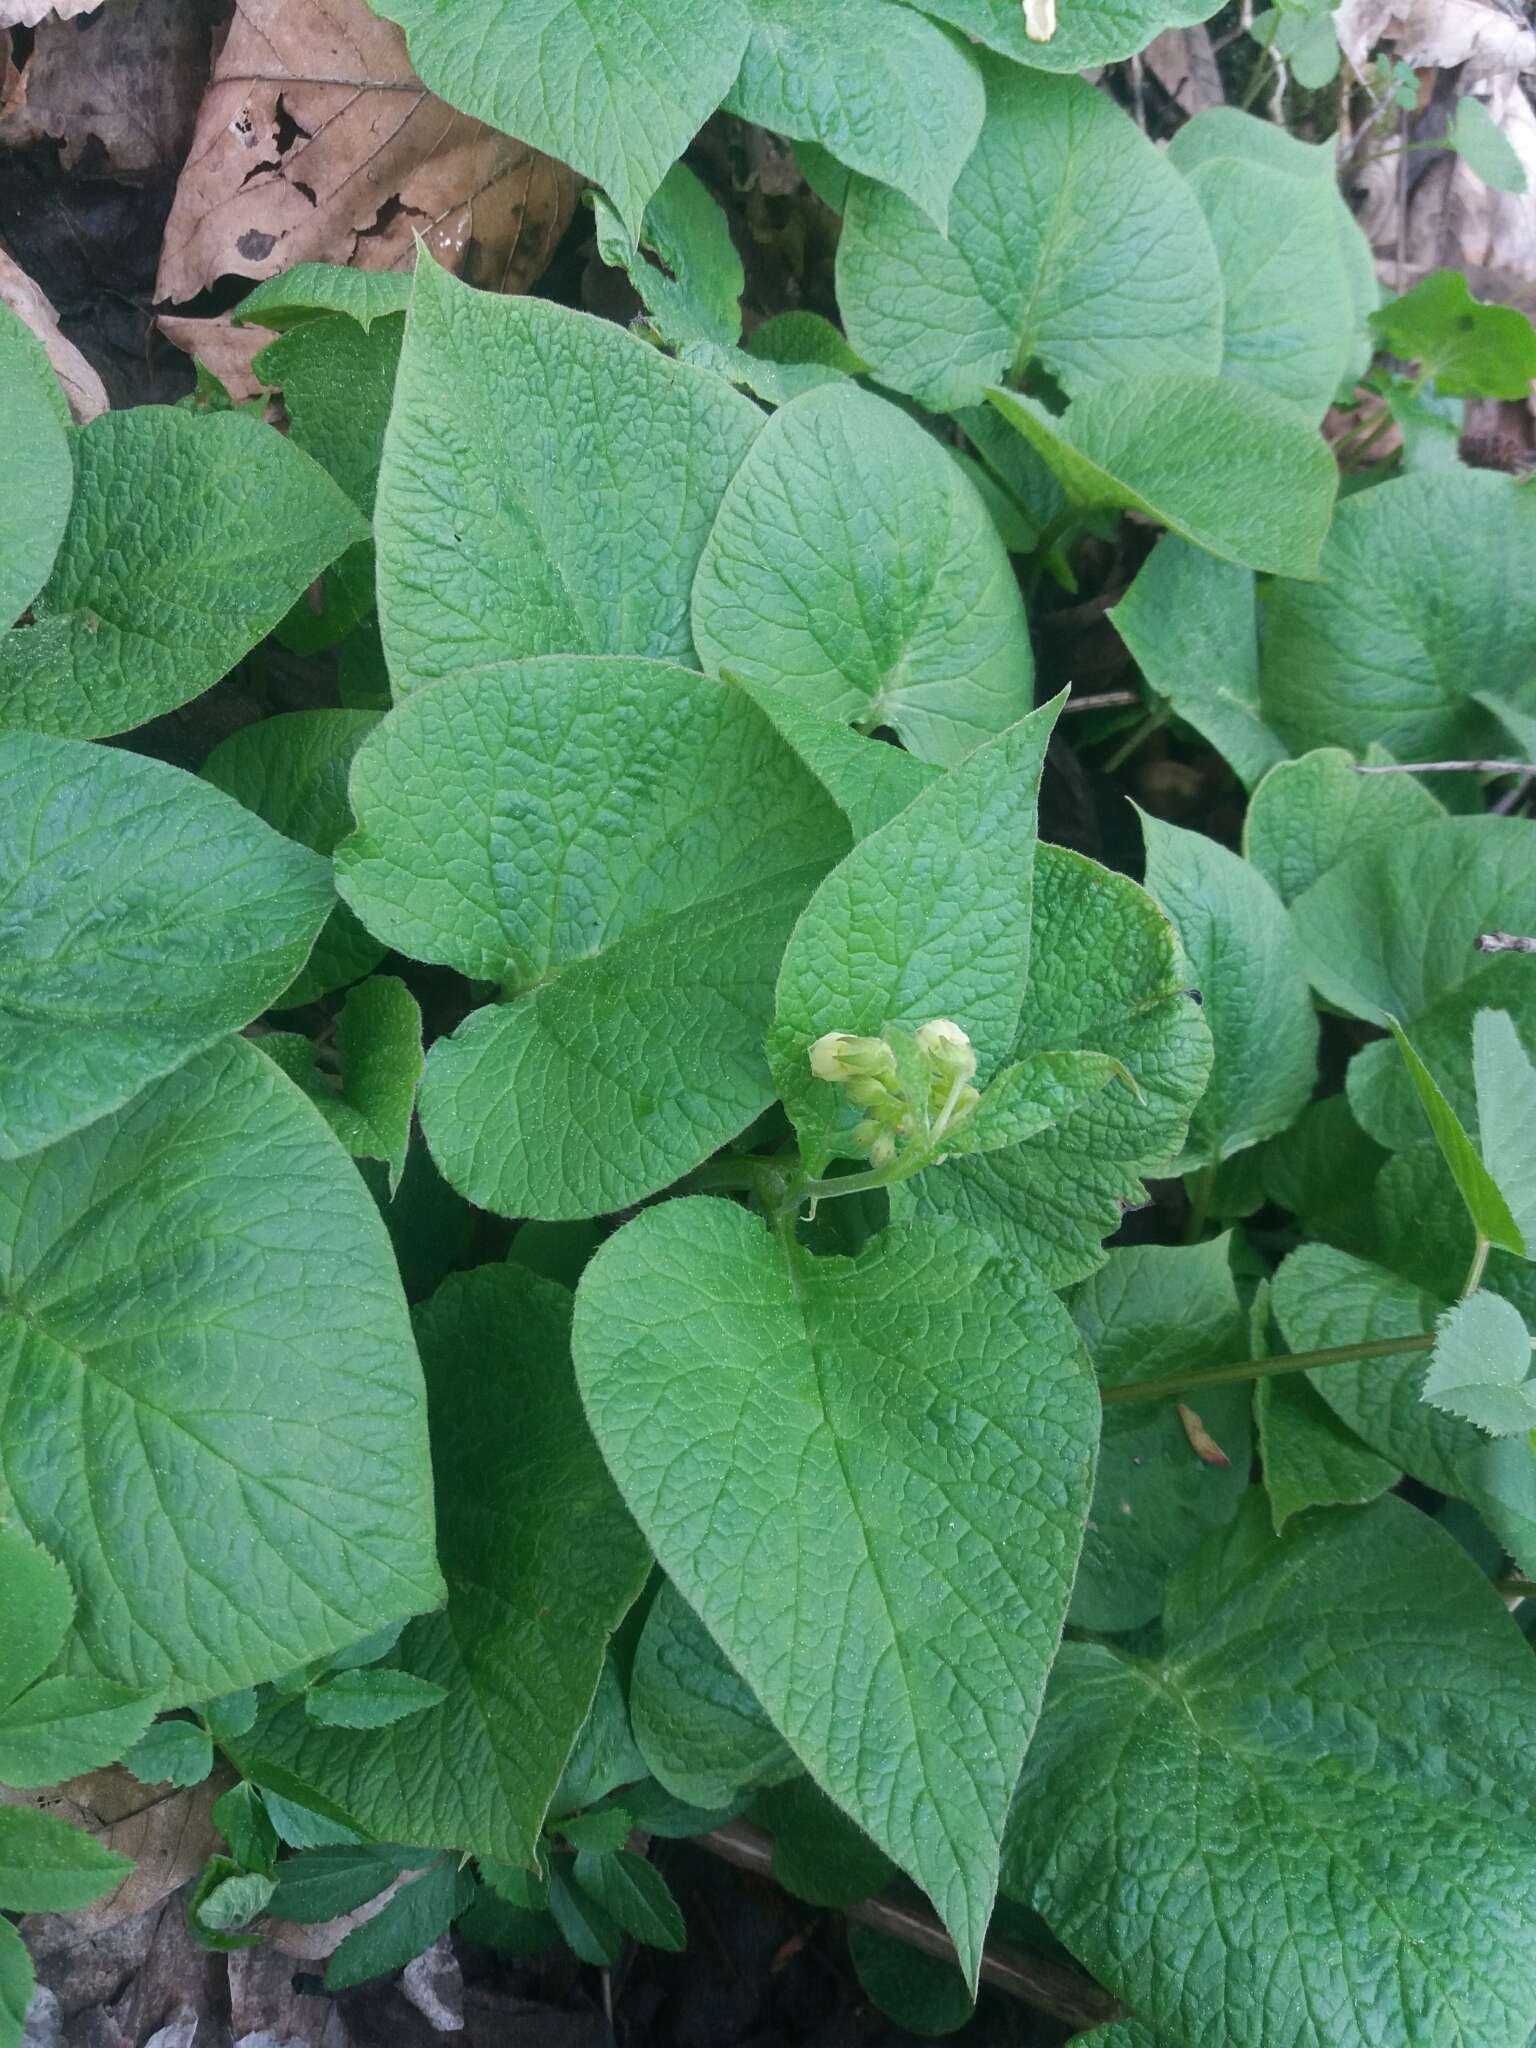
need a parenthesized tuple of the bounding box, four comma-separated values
(807, 1019, 981, 1169)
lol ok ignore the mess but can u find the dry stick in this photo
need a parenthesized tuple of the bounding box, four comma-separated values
(1353, 759, 1536, 776)
(697, 1821, 1125, 2030)
(1478, 931, 1536, 955)
(1062, 688, 1140, 714)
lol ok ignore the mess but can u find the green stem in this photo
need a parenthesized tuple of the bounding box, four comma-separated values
(1102, 707, 1166, 775)
(1463, 1236, 1491, 1297)
(1101, 1332, 1435, 1408)
(1182, 1164, 1215, 1246)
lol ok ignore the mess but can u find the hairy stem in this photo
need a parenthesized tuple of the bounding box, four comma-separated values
(1101, 1332, 1435, 1407)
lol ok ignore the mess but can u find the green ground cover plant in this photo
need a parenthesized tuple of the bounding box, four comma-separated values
(3, 3, 1536, 2042)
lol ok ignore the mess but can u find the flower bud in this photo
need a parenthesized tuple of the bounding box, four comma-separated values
(1024, 0, 1056, 42)
(916, 1019, 977, 1085)
(868, 1130, 898, 1171)
(808, 1031, 897, 1085)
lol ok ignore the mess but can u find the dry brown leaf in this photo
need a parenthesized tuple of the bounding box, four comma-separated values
(0, 0, 103, 27)
(1, 1766, 231, 1932)
(154, 0, 578, 330)
(1143, 26, 1224, 115)
(0, 0, 223, 178)
(156, 310, 278, 402)
(0, 244, 109, 418)
(265, 1866, 416, 1962)
(1336, 0, 1536, 82)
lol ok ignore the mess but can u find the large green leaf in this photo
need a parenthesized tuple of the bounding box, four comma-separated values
(1385, 1018, 1523, 1256)
(372, 0, 748, 240)
(0, 732, 334, 1160)
(1372, 269, 1536, 400)
(770, 704, 1056, 1175)
(630, 1579, 798, 1809)
(573, 1196, 1099, 1989)
(260, 976, 423, 1192)
(0, 1805, 133, 1914)
(200, 709, 384, 1007)
(1183, 153, 1353, 421)
(235, 262, 412, 334)
(1007, 1493, 1536, 2048)
(725, 675, 935, 842)
(1141, 812, 1318, 1167)
(987, 379, 1336, 578)
(0, 1037, 442, 1700)
(1422, 1292, 1536, 1435)
(692, 384, 1034, 767)
(0, 302, 72, 638)
(0, 1524, 73, 1706)
(0, 409, 364, 738)
(1070, 1239, 1250, 1632)
(0, 1916, 32, 2048)
(1289, 816, 1536, 1149)
(234, 1265, 649, 1864)
(901, 0, 1222, 72)
(727, 0, 982, 228)
(337, 655, 845, 1217)
(374, 232, 760, 697)
(1109, 537, 1283, 789)
(1477, 1008, 1536, 1249)
(837, 60, 1222, 412)
(1261, 470, 1536, 758)
(1272, 1243, 1536, 1573)
(1256, 1374, 1398, 1529)
(1244, 745, 1443, 906)
(897, 845, 1212, 1288)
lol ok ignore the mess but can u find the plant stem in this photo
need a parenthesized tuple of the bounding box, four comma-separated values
(1182, 1163, 1216, 1245)
(1102, 707, 1167, 775)
(1463, 1237, 1491, 1297)
(1101, 1332, 1435, 1407)
(1354, 759, 1535, 777)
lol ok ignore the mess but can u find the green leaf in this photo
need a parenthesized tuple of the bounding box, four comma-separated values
(0, 1676, 159, 1787)
(1256, 1373, 1399, 1529)
(550, 1655, 648, 1819)
(899, 0, 1224, 73)
(266, 1844, 423, 1924)
(630, 1579, 798, 1810)
(1109, 537, 1284, 789)
(507, 1220, 603, 1293)
(0, 1804, 132, 1914)
(572, 1848, 686, 1951)
(896, 844, 1212, 1288)
(0, 732, 335, 1160)
(573, 1197, 1099, 1989)
(193, 1860, 276, 1937)
(1261, 470, 1536, 758)
(726, 0, 983, 229)
(1449, 93, 1529, 194)
(0, 408, 364, 737)
(1476, 1009, 1536, 1249)
(593, 163, 743, 356)
(1008, 1493, 1536, 2048)
(546, 1864, 624, 1966)
(0, 1523, 73, 1706)
(373, 0, 747, 240)
(1423, 1293, 1536, 1435)
(123, 1716, 214, 1789)
(1385, 1019, 1523, 1256)
(0, 1918, 34, 2048)
(210, 1782, 278, 1875)
(233, 1265, 650, 1867)
(375, 260, 762, 696)
(745, 310, 867, 378)
(722, 675, 935, 842)
(0, 302, 72, 637)
(693, 384, 1034, 767)
(1271, 1243, 1536, 1575)
(837, 59, 1221, 412)
(1372, 269, 1536, 400)
(1244, 745, 1443, 906)
(0, 1036, 442, 1699)
(752, 1776, 895, 1906)
(1183, 153, 1354, 421)
(325, 1858, 475, 1992)
(1140, 811, 1319, 1167)
(203, 1688, 258, 1741)
(337, 654, 844, 1217)
(771, 703, 1057, 1175)
(555, 1808, 632, 1855)
(847, 1923, 974, 2037)
(943, 1051, 1126, 1158)
(235, 263, 413, 333)
(987, 378, 1336, 578)
(304, 1668, 446, 1731)
(202, 708, 385, 1008)
(1258, 1094, 1389, 1252)
(1289, 816, 1536, 1149)
(260, 977, 423, 1191)
(1070, 1239, 1250, 1632)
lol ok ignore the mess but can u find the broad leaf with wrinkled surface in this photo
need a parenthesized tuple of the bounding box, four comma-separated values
(235, 1265, 649, 1865)
(0, 300, 72, 636)
(631, 1579, 798, 1810)
(574, 1197, 1099, 1989)
(904, 0, 1224, 71)
(1, 732, 333, 1159)
(1244, 745, 1443, 906)
(693, 384, 1035, 767)
(337, 655, 845, 1217)
(374, 259, 762, 695)
(0, 409, 364, 737)
(837, 60, 1222, 411)
(0, 1037, 443, 1700)
(1007, 1493, 1536, 2048)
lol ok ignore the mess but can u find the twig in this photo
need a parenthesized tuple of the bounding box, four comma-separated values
(1062, 689, 1139, 714)
(1353, 759, 1536, 776)
(696, 1822, 1124, 2030)
(1478, 932, 1536, 955)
